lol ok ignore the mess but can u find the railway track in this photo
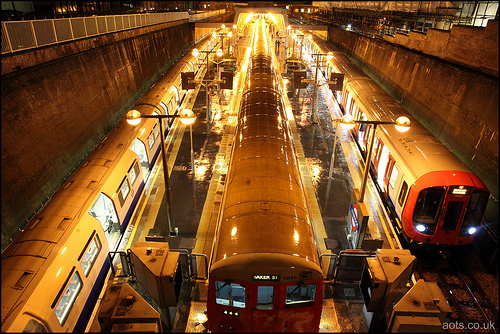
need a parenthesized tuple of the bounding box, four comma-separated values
(414, 250, 498, 333)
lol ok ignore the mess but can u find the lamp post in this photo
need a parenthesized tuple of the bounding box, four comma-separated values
(325, 114, 411, 206)
(192, 48, 223, 135)
(126, 107, 195, 236)
(294, 33, 305, 59)
(286, 25, 291, 57)
(346, 115, 410, 202)
(301, 51, 333, 149)
(183, 108, 197, 207)
(213, 25, 232, 56)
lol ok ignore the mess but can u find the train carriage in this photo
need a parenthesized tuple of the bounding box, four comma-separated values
(207, 19, 324, 333)
(311, 37, 489, 246)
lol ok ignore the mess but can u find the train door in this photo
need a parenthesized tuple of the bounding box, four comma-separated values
(357, 114, 367, 144)
(88, 193, 120, 251)
(377, 144, 389, 188)
(345, 92, 353, 115)
(383, 156, 396, 196)
(435, 194, 467, 241)
(373, 139, 384, 176)
(252, 285, 278, 331)
(363, 124, 373, 153)
(352, 106, 360, 137)
(130, 139, 150, 177)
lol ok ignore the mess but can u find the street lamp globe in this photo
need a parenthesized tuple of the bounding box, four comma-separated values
(326, 51, 333, 60)
(216, 49, 223, 57)
(179, 109, 196, 125)
(126, 109, 142, 125)
(395, 116, 411, 132)
(340, 114, 356, 130)
(192, 48, 199, 58)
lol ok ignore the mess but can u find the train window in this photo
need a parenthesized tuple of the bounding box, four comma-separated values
(358, 114, 367, 141)
(345, 93, 353, 114)
(285, 283, 316, 308)
(160, 101, 168, 115)
(256, 286, 274, 310)
(153, 123, 160, 139)
(398, 182, 408, 206)
(171, 85, 180, 105)
(54, 270, 82, 325)
(169, 99, 176, 114)
(371, 132, 378, 155)
(128, 160, 140, 186)
(413, 187, 446, 227)
(80, 234, 102, 276)
(23, 319, 48, 332)
(215, 281, 246, 308)
(130, 139, 149, 176)
(88, 193, 119, 235)
(148, 130, 155, 149)
(460, 190, 489, 236)
(389, 164, 398, 188)
(117, 178, 130, 206)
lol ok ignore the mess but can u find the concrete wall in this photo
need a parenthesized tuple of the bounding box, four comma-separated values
(1, 21, 194, 249)
(327, 24, 498, 212)
(383, 20, 498, 77)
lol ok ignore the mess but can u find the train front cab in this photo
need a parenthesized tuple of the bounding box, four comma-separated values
(402, 171, 489, 245)
(208, 257, 323, 332)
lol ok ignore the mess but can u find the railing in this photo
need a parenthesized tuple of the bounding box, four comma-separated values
(1, 9, 225, 54)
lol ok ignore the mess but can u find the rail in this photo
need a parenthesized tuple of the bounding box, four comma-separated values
(1, 9, 225, 54)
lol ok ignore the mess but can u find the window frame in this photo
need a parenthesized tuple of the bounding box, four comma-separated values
(215, 281, 246, 309)
(128, 160, 140, 186)
(78, 232, 102, 277)
(52, 268, 83, 325)
(117, 177, 131, 206)
(398, 181, 408, 207)
(284, 282, 316, 309)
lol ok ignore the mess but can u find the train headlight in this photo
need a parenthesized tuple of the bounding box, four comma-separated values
(468, 227, 477, 235)
(415, 224, 426, 232)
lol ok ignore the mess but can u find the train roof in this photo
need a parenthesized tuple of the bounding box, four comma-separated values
(210, 253, 323, 281)
(347, 77, 474, 179)
(312, 35, 478, 181)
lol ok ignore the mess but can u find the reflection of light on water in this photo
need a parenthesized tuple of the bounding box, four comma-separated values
(195, 158, 209, 181)
(228, 115, 237, 125)
(195, 312, 207, 323)
(214, 109, 221, 122)
(308, 159, 323, 189)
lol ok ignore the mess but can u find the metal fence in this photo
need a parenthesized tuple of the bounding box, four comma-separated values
(2, 9, 225, 54)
